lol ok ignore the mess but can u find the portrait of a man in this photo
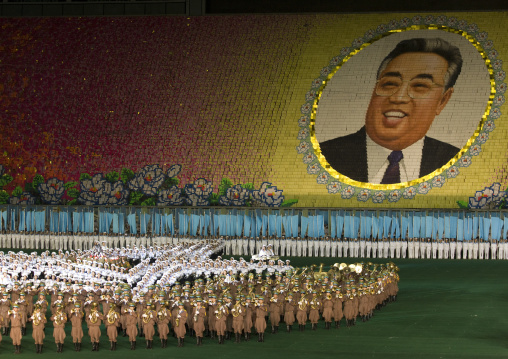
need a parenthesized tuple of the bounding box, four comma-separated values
(319, 37, 464, 184)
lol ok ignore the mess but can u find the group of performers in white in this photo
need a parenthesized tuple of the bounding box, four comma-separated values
(1, 230, 506, 260)
(0, 238, 399, 353)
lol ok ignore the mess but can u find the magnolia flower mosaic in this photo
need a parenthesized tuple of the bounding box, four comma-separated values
(457, 182, 508, 209)
(0, 164, 297, 207)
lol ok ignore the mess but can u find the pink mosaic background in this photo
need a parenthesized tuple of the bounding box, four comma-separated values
(0, 16, 313, 192)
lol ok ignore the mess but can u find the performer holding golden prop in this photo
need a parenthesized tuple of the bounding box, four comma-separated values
(243, 296, 254, 341)
(284, 292, 296, 332)
(50, 304, 67, 353)
(86, 302, 104, 352)
(156, 301, 171, 348)
(268, 292, 283, 334)
(29, 304, 47, 354)
(70, 303, 84, 352)
(332, 288, 344, 328)
(0, 292, 11, 337)
(192, 298, 206, 346)
(105, 304, 120, 351)
(9, 304, 23, 354)
(296, 292, 308, 331)
(322, 291, 334, 329)
(309, 291, 321, 330)
(231, 298, 245, 343)
(141, 302, 156, 350)
(174, 302, 188, 347)
(214, 299, 228, 345)
(124, 303, 138, 350)
(254, 296, 268, 342)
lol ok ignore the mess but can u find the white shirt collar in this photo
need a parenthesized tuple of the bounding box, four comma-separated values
(366, 135, 424, 184)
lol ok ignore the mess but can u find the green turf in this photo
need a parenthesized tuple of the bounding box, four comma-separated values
(2, 255, 507, 358)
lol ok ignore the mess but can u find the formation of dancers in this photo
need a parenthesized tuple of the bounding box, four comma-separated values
(0, 239, 399, 353)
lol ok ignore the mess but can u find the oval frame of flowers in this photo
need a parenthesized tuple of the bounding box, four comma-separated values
(296, 16, 502, 204)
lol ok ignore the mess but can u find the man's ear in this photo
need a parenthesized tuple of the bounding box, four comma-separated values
(436, 87, 453, 115)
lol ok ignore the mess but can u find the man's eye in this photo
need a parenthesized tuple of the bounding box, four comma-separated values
(411, 82, 432, 91)
(380, 81, 399, 88)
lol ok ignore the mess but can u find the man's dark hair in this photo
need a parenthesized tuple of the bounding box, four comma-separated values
(377, 37, 463, 91)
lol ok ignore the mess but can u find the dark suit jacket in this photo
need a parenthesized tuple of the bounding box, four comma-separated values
(319, 127, 459, 183)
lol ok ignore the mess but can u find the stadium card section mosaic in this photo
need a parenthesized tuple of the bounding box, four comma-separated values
(0, 13, 507, 208)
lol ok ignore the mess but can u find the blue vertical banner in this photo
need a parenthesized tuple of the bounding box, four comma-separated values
(254, 209, 262, 237)
(99, 208, 106, 233)
(261, 211, 268, 237)
(0, 209, 7, 231)
(352, 211, 360, 239)
(472, 212, 479, 240)
(84, 210, 94, 233)
(364, 211, 373, 239)
(482, 212, 491, 240)
(503, 213, 508, 239)
(371, 211, 379, 239)
(230, 209, 237, 236)
(50, 209, 59, 232)
(276, 210, 283, 238)
(425, 211, 433, 238)
(127, 211, 137, 235)
(291, 211, 299, 238)
(400, 211, 408, 240)
(449, 211, 458, 239)
(10, 207, 17, 231)
(179, 209, 189, 236)
(391, 211, 400, 238)
(412, 211, 421, 238)
(218, 211, 227, 236)
(25, 209, 33, 231)
(438, 211, 445, 239)
(164, 211, 174, 235)
(457, 211, 464, 241)
(343, 210, 351, 238)
(73, 210, 82, 233)
(118, 209, 125, 234)
(330, 211, 337, 238)
(383, 211, 392, 238)
(406, 211, 413, 239)
(204, 209, 211, 236)
(154, 211, 161, 235)
(307, 210, 315, 238)
(464, 212, 473, 241)
(444, 210, 451, 238)
(317, 210, 325, 238)
(18, 208, 26, 232)
(478, 212, 484, 240)
(59, 208, 70, 232)
(283, 210, 292, 237)
(300, 210, 309, 238)
(491, 212, 501, 240)
(34, 210, 45, 232)
(190, 210, 199, 236)
(244, 210, 251, 237)
(377, 211, 385, 239)
(360, 211, 368, 239)
(112, 211, 120, 234)
(140, 210, 149, 235)
(335, 210, 344, 238)
(236, 210, 244, 236)
(212, 210, 219, 236)
(268, 210, 276, 237)
(430, 211, 438, 239)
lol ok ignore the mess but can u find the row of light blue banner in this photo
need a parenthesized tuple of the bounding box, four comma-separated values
(0, 207, 506, 241)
